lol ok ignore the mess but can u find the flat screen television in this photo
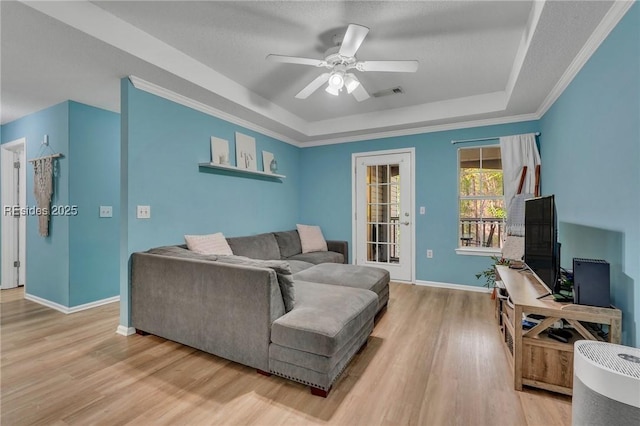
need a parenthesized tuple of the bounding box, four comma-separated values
(524, 195, 561, 294)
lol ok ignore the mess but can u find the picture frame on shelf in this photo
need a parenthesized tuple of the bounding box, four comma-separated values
(235, 132, 257, 171)
(210, 137, 229, 165)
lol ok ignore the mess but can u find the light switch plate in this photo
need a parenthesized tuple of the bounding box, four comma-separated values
(420, 206, 426, 215)
(99, 205, 113, 218)
(137, 205, 151, 219)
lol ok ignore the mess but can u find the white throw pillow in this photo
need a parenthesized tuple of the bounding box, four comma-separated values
(184, 232, 233, 255)
(297, 224, 328, 253)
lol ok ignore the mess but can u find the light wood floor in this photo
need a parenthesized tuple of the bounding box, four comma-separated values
(1, 283, 571, 425)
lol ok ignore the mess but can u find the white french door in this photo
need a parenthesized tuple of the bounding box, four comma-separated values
(353, 150, 414, 282)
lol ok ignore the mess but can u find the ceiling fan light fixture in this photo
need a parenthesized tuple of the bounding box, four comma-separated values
(325, 84, 340, 96)
(328, 71, 345, 90)
(344, 74, 360, 94)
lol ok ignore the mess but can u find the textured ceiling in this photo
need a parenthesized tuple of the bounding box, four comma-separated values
(93, 0, 530, 121)
(1, 1, 627, 145)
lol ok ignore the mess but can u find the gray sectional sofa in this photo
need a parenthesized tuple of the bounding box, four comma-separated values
(131, 230, 389, 397)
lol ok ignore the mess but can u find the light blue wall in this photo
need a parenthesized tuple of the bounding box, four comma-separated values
(299, 121, 540, 287)
(1, 102, 71, 306)
(120, 79, 302, 326)
(539, 3, 639, 346)
(1, 101, 120, 308)
(69, 102, 120, 306)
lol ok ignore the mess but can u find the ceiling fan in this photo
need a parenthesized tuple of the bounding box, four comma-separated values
(266, 24, 419, 102)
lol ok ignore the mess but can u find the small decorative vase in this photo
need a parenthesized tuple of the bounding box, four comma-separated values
(270, 158, 278, 173)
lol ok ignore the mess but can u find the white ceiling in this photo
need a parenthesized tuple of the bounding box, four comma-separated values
(1, 1, 631, 145)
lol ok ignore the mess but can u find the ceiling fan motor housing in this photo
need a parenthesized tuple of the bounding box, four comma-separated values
(324, 47, 357, 68)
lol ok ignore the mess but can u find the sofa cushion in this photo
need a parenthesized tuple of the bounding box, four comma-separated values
(226, 233, 281, 260)
(293, 263, 389, 297)
(271, 280, 377, 357)
(146, 245, 219, 261)
(273, 230, 302, 258)
(184, 232, 233, 255)
(288, 251, 344, 265)
(287, 260, 315, 274)
(269, 317, 372, 374)
(215, 255, 295, 312)
(297, 224, 328, 253)
(269, 317, 373, 390)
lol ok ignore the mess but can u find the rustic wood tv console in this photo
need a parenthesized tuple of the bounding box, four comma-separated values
(495, 265, 621, 396)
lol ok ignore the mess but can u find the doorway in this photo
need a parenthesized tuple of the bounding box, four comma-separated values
(1, 138, 27, 290)
(353, 149, 414, 282)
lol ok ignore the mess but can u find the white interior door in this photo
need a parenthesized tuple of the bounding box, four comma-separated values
(1, 138, 27, 290)
(354, 150, 414, 282)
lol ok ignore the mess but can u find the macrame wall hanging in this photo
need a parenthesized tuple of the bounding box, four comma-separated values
(28, 136, 62, 237)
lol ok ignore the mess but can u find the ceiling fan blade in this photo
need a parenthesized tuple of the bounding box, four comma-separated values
(351, 84, 370, 102)
(339, 24, 370, 57)
(357, 60, 419, 73)
(266, 54, 326, 67)
(295, 73, 330, 99)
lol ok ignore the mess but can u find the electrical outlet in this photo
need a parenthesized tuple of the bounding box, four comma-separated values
(420, 206, 426, 215)
(427, 249, 433, 258)
(99, 205, 112, 218)
(137, 205, 151, 219)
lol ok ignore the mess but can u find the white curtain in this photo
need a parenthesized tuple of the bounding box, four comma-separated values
(500, 133, 541, 236)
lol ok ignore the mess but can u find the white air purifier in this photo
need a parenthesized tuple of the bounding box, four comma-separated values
(572, 340, 640, 426)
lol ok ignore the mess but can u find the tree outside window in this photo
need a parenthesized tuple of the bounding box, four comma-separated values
(458, 146, 505, 248)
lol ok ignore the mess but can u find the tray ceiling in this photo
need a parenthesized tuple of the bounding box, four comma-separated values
(1, 1, 630, 145)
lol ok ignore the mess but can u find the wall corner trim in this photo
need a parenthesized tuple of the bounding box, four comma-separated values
(116, 325, 136, 336)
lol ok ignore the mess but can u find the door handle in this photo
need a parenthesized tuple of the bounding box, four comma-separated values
(401, 221, 410, 226)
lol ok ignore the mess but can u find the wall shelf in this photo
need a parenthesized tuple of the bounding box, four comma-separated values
(198, 162, 285, 179)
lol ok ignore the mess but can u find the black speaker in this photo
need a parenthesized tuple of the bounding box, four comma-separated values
(573, 258, 610, 307)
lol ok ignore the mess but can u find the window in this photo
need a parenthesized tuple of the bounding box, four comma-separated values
(458, 146, 505, 251)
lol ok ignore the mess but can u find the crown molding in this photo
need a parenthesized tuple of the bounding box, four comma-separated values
(306, 91, 508, 137)
(536, 0, 635, 117)
(128, 76, 302, 147)
(130, 75, 541, 149)
(299, 113, 540, 147)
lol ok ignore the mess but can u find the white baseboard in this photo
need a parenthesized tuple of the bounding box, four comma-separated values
(24, 293, 120, 314)
(414, 280, 491, 293)
(116, 325, 136, 336)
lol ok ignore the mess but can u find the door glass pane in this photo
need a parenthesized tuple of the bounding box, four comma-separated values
(365, 163, 402, 265)
(367, 242, 376, 261)
(368, 182, 379, 204)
